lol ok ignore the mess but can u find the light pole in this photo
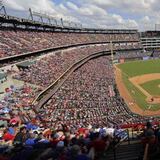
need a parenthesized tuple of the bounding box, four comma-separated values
(0, 0, 7, 15)
(110, 41, 114, 64)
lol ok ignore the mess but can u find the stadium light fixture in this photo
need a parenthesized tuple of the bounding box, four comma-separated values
(29, 8, 66, 27)
(28, 8, 82, 29)
(110, 41, 114, 64)
(29, 8, 34, 21)
(0, 0, 7, 15)
(60, 18, 64, 27)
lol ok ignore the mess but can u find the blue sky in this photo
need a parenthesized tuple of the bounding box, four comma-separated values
(2, 0, 160, 31)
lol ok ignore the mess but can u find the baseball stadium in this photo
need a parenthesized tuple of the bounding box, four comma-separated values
(0, 1, 160, 160)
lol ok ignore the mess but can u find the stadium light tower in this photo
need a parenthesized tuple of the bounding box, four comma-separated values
(29, 8, 60, 26)
(29, 8, 82, 28)
(29, 8, 34, 21)
(110, 41, 114, 64)
(60, 18, 64, 27)
(0, 0, 7, 15)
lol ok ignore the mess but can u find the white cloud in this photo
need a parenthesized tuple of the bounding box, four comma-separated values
(4, 0, 25, 11)
(79, 4, 107, 16)
(4, 0, 55, 12)
(66, 2, 79, 11)
(112, 14, 124, 24)
(141, 16, 150, 23)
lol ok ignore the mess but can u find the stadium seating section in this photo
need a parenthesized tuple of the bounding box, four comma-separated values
(0, 29, 141, 58)
(0, 28, 160, 160)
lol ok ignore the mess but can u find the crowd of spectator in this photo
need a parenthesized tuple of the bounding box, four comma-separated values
(37, 56, 152, 130)
(0, 28, 159, 159)
(13, 42, 142, 88)
(0, 76, 130, 159)
(151, 50, 160, 58)
(0, 29, 140, 58)
(115, 50, 151, 59)
(0, 51, 160, 159)
(0, 116, 129, 160)
(0, 79, 130, 160)
(140, 121, 160, 159)
(13, 45, 108, 87)
(114, 49, 160, 61)
(0, 84, 42, 125)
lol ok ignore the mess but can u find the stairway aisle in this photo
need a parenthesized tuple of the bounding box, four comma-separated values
(101, 141, 143, 160)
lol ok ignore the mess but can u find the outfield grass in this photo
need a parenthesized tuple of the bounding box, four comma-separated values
(141, 79, 160, 96)
(118, 59, 160, 77)
(117, 59, 160, 111)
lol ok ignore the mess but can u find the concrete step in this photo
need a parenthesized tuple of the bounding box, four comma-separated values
(101, 141, 143, 160)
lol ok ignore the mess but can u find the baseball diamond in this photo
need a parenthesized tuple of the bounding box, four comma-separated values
(116, 59, 160, 116)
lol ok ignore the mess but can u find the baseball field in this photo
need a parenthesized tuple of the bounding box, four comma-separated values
(115, 59, 160, 116)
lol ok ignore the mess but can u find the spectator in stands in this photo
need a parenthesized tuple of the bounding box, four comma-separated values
(0, 29, 141, 59)
(13, 126, 27, 146)
(141, 121, 156, 146)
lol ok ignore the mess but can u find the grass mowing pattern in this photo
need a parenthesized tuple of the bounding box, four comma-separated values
(117, 59, 160, 111)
